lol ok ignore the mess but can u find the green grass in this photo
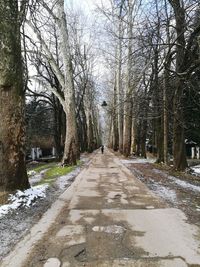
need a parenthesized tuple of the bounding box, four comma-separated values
(28, 160, 81, 186)
(27, 162, 56, 173)
(37, 165, 76, 185)
(45, 165, 74, 178)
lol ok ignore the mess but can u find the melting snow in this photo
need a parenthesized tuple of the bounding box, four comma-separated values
(191, 165, 200, 175)
(27, 170, 37, 176)
(56, 167, 81, 190)
(0, 185, 48, 218)
(169, 176, 200, 193)
(92, 225, 125, 234)
(152, 184, 177, 202)
(153, 169, 200, 193)
(28, 169, 49, 185)
(121, 158, 155, 164)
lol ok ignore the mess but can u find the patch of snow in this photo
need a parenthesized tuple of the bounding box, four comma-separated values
(56, 167, 81, 190)
(29, 161, 39, 164)
(29, 174, 43, 185)
(191, 165, 200, 175)
(27, 170, 37, 176)
(0, 185, 48, 218)
(153, 168, 200, 193)
(92, 225, 125, 234)
(121, 158, 155, 164)
(152, 184, 177, 202)
(28, 169, 49, 186)
(169, 176, 200, 193)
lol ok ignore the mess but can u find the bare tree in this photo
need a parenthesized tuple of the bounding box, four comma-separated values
(26, 0, 80, 165)
(0, 0, 30, 192)
(168, 0, 200, 170)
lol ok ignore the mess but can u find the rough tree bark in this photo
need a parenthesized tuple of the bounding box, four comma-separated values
(112, 77, 119, 151)
(53, 96, 64, 159)
(163, 67, 169, 164)
(163, 0, 171, 165)
(0, 0, 29, 191)
(58, 1, 80, 165)
(168, 0, 188, 170)
(123, 0, 134, 157)
(116, 5, 124, 154)
(77, 106, 88, 153)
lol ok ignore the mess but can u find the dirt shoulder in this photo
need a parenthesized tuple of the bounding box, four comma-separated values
(122, 160, 200, 226)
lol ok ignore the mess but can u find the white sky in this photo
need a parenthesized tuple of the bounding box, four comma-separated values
(68, 0, 106, 13)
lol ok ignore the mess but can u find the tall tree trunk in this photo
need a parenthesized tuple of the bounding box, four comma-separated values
(156, 118, 164, 163)
(131, 118, 137, 154)
(87, 112, 95, 153)
(108, 116, 113, 148)
(163, 0, 171, 165)
(123, 0, 133, 157)
(163, 68, 169, 164)
(84, 85, 96, 153)
(0, 1, 29, 191)
(62, 100, 79, 165)
(58, 1, 80, 165)
(112, 78, 119, 151)
(117, 12, 124, 153)
(53, 97, 64, 159)
(168, 0, 188, 170)
(123, 99, 133, 156)
(173, 80, 187, 170)
(78, 107, 88, 152)
(140, 115, 148, 158)
(153, 48, 164, 163)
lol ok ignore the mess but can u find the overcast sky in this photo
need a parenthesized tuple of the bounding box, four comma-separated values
(70, 0, 103, 10)
(66, 0, 110, 17)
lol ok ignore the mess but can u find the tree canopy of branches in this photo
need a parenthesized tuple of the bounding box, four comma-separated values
(98, 0, 200, 171)
(25, 0, 101, 165)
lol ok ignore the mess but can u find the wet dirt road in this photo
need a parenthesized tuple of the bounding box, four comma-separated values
(1, 149, 200, 267)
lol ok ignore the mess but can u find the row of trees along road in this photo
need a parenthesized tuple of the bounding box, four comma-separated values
(0, 0, 102, 192)
(99, 0, 200, 171)
(0, 0, 200, 192)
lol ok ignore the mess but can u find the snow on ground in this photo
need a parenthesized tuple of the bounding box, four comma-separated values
(169, 176, 200, 193)
(28, 169, 50, 186)
(151, 184, 177, 202)
(92, 225, 125, 234)
(120, 158, 155, 164)
(0, 155, 92, 260)
(0, 185, 48, 218)
(153, 169, 200, 193)
(56, 167, 81, 190)
(27, 170, 37, 176)
(0, 164, 83, 218)
(191, 165, 200, 175)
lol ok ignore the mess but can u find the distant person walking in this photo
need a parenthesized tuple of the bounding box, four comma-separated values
(101, 145, 104, 154)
